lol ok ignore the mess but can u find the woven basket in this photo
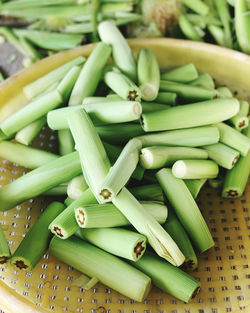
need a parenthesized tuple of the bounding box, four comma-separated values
(0, 39, 249, 313)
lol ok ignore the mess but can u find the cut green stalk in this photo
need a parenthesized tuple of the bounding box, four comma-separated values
(189, 73, 215, 89)
(131, 164, 145, 181)
(99, 139, 142, 202)
(97, 123, 145, 144)
(186, 13, 222, 27)
(131, 251, 200, 303)
(172, 159, 219, 179)
(130, 184, 164, 202)
(202, 143, 240, 169)
(67, 175, 88, 200)
(98, 20, 137, 81)
(164, 209, 198, 270)
(155, 92, 177, 105)
(11, 201, 65, 271)
(72, 273, 98, 290)
(104, 71, 141, 102)
(208, 25, 227, 47)
(69, 42, 111, 105)
(184, 179, 207, 199)
(57, 65, 82, 101)
(215, 122, 250, 156)
(113, 188, 185, 266)
(13, 29, 84, 51)
(160, 80, 215, 102)
(23, 56, 85, 100)
(49, 236, 151, 302)
(68, 109, 110, 202)
(229, 100, 249, 130)
(216, 86, 233, 98)
(136, 126, 219, 147)
(0, 224, 11, 264)
(141, 102, 170, 113)
(222, 122, 250, 198)
(44, 183, 68, 196)
(0, 141, 58, 169)
(15, 116, 47, 146)
(2, 4, 91, 18)
(235, 0, 250, 54)
(58, 129, 75, 155)
(64, 197, 74, 206)
(91, 0, 100, 41)
(213, 0, 232, 48)
(75, 201, 168, 228)
(0, 151, 81, 211)
(222, 151, 250, 198)
(178, 15, 204, 42)
(161, 64, 198, 83)
(141, 98, 239, 132)
(101, 2, 133, 14)
(82, 96, 113, 104)
(1, 0, 80, 10)
(137, 48, 160, 101)
(140, 146, 208, 169)
(49, 188, 97, 239)
(156, 168, 214, 252)
(0, 90, 63, 137)
(103, 142, 145, 181)
(47, 100, 142, 129)
(64, 13, 141, 33)
(208, 176, 223, 188)
(182, 0, 209, 15)
(78, 228, 147, 261)
(18, 36, 41, 63)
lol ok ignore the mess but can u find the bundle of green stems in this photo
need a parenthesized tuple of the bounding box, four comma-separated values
(1, 0, 250, 70)
(0, 0, 141, 66)
(0, 20, 250, 304)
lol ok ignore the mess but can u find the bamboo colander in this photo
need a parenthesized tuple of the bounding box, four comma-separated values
(0, 39, 249, 313)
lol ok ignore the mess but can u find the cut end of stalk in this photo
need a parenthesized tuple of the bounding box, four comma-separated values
(99, 188, 112, 201)
(172, 160, 186, 178)
(191, 286, 201, 299)
(134, 102, 143, 116)
(0, 256, 9, 264)
(76, 208, 86, 227)
(14, 134, 29, 146)
(134, 241, 146, 259)
(140, 148, 153, 169)
(232, 155, 239, 166)
(237, 117, 248, 130)
(128, 90, 139, 101)
(223, 189, 240, 198)
(140, 84, 157, 101)
(11, 257, 30, 270)
(181, 259, 198, 271)
(53, 226, 64, 238)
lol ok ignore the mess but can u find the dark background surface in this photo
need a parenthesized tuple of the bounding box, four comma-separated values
(0, 42, 23, 78)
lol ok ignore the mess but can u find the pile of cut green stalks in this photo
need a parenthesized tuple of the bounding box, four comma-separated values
(0, 20, 250, 303)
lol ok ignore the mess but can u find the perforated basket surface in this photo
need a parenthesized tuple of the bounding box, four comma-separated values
(0, 39, 249, 313)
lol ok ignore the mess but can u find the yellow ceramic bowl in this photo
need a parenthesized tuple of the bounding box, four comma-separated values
(0, 39, 249, 313)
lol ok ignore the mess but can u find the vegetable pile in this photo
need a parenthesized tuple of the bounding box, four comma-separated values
(1, 0, 250, 69)
(0, 20, 249, 303)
